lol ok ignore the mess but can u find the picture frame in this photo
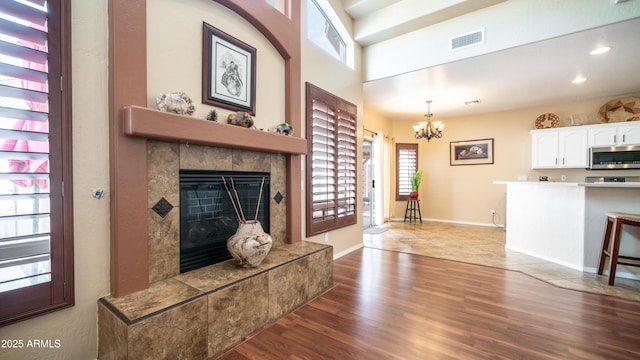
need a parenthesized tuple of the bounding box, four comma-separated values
(202, 22, 256, 114)
(450, 138, 494, 166)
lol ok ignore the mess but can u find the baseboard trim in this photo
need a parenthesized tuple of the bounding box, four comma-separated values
(389, 218, 503, 228)
(334, 243, 364, 260)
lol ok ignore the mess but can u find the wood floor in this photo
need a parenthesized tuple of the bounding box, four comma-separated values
(217, 247, 640, 360)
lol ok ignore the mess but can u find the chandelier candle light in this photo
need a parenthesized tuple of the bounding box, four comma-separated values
(413, 100, 444, 142)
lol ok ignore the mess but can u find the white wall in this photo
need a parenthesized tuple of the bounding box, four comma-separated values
(301, 0, 365, 257)
(147, 0, 286, 129)
(0, 1, 111, 359)
(364, 0, 640, 81)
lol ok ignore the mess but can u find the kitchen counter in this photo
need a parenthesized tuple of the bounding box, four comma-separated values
(494, 181, 640, 279)
(494, 181, 640, 188)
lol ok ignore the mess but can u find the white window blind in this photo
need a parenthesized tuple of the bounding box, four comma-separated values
(396, 143, 417, 200)
(306, 83, 357, 236)
(0, 0, 51, 293)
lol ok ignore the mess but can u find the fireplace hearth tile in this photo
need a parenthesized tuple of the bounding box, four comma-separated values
(152, 197, 174, 218)
(98, 301, 128, 359)
(273, 191, 283, 204)
(308, 248, 333, 298)
(128, 297, 207, 359)
(175, 258, 264, 293)
(207, 273, 269, 356)
(268, 257, 308, 320)
(99, 242, 333, 359)
(104, 278, 202, 322)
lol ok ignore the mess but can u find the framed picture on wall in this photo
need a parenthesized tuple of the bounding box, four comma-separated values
(450, 138, 494, 166)
(202, 22, 256, 114)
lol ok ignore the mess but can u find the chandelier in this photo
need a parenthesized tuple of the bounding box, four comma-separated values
(413, 100, 444, 142)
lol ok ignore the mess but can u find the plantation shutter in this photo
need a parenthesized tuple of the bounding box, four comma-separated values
(0, 0, 73, 326)
(396, 143, 418, 200)
(0, 0, 51, 293)
(306, 83, 357, 236)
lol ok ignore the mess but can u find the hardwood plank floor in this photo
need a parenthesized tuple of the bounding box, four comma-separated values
(365, 222, 640, 301)
(217, 247, 640, 360)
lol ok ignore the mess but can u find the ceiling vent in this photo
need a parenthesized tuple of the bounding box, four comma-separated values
(450, 28, 485, 51)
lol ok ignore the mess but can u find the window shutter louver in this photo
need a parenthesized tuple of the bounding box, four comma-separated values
(0, 0, 73, 326)
(311, 98, 336, 222)
(306, 83, 357, 236)
(396, 143, 418, 201)
(0, 0, 51, 295)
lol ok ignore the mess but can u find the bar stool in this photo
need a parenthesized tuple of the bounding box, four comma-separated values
(597, 212, 640, 285)
(404, 199, 422, 224)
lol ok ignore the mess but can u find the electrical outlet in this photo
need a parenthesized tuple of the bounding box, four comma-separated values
(490, 209, 496, 215)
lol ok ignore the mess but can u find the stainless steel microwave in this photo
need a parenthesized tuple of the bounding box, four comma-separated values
(590, 145, 640, 170)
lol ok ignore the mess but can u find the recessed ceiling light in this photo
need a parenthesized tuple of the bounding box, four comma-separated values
(572, 76, 587, 84)
(590, 46, 611, 55)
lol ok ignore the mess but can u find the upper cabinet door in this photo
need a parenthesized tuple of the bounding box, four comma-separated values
(617, 124, 640, 145)
(589, 122, 640, 147)
(531, 131, 559, 168)
(559, 130, 588, 168)
(531, 129, 588, 169)
(589, 127, 616, 147)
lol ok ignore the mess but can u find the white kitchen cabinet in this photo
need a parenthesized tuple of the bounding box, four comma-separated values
(531, 128, 588, 168)
(531, 131, 558, 168)
(589, 122, 640, 147)
(560, 130, 589, 167)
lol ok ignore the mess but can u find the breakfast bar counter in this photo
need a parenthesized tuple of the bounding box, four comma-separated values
(494, 181, 640, 279)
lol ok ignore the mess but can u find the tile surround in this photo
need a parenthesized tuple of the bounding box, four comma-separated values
(146, 140, 288, 284)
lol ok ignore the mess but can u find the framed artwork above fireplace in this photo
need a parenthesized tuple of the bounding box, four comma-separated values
(202, 22, 257, 114)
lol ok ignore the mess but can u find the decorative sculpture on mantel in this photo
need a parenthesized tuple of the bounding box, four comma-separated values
(206, 109, 218, 122)
(156, 92, 195, 116)
(275, 122, 294, 136)
(226, 111, 254, 128)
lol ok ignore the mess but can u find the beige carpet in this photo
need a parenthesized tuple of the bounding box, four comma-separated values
(363, 221, 640, 302)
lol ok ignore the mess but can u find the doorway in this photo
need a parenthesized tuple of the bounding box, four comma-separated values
(363, 139, 374, 228)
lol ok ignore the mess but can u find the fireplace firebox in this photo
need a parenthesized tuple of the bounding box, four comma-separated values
(179, 170, 270, 273)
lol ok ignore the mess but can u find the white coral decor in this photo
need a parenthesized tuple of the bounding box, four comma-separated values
(156, 92, 196, 116)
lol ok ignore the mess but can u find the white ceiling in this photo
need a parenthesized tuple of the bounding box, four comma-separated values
(344, 1, 640, 121)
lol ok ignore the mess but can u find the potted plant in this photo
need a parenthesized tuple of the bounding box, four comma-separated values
(409, 170, 423, 199)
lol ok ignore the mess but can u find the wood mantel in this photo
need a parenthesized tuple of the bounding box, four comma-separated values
(123, 105, 307, 155)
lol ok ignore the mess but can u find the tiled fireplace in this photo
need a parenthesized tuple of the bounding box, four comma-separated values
(179, 169, 272, 272)
(145, 141, 288, 283)
(98, 139, 333, 359)
(103, 2, 313, 358)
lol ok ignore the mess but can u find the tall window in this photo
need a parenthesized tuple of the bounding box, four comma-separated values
(396, 143, 418, 201)
(0, 0, 73, 326)
(306, 0, 354, 68)
(306, 82, 357, 236)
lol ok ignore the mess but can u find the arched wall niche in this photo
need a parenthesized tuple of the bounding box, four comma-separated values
(109, 0, 303, 297)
